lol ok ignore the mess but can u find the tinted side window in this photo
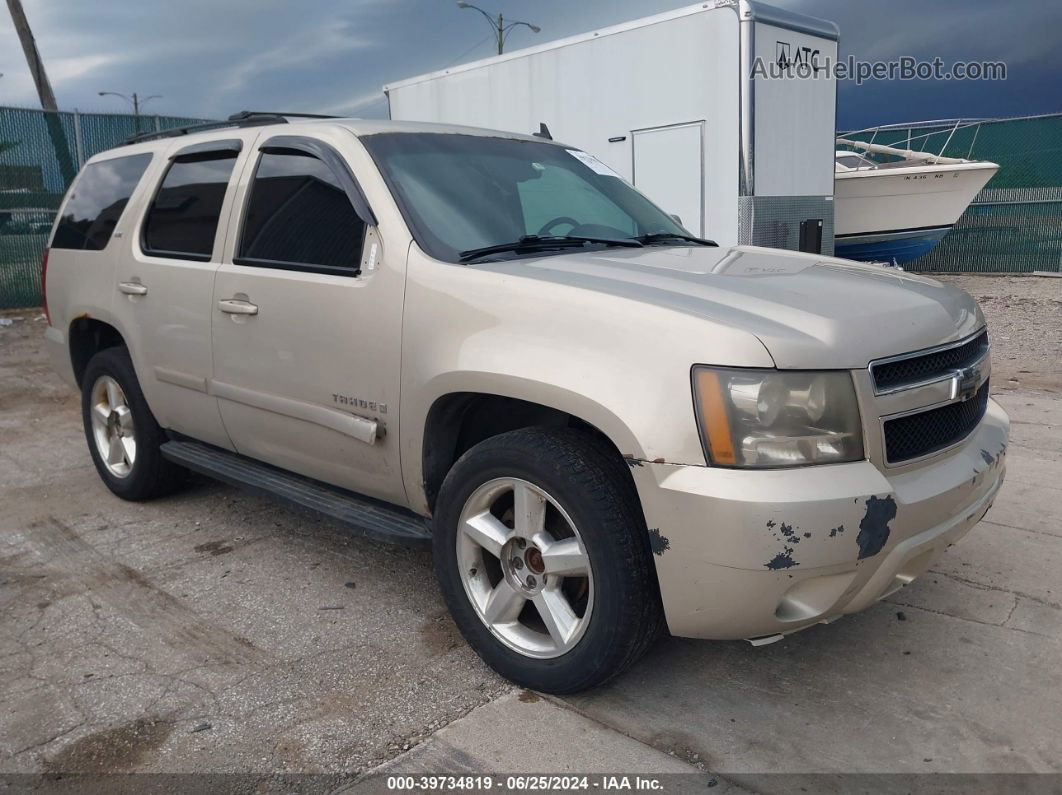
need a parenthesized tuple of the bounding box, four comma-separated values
(52, 154, 152, 251)
(143, 153, 238, 259)
(237, 150, 365, 273)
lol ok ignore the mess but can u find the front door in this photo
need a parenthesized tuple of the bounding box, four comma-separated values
(631, 122, 705, 236)
(210, 133, 406, 505)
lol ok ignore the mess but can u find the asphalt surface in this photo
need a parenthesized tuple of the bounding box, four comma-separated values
(0, 313, 511, 777)
(1, 273, 1060, 789)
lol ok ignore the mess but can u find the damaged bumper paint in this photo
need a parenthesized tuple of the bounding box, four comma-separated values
(629, 397, 1009, 641)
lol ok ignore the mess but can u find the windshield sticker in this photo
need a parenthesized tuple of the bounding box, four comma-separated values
(566, 149, 621, 178)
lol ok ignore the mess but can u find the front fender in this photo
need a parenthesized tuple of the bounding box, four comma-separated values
(397, 247, 773, 511)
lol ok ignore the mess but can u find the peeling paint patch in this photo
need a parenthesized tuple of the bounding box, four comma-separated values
(648, 528, 670, 556)
(856, 495, 897, 560)
(980, 449, 994, 466)
(829, 525, 845, 537)
(765, 520, 806, 566)
(623, 456, 644, 468)
(766, 546, 797, 569)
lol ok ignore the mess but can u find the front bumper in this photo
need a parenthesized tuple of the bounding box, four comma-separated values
(630, 398, 1009, 641)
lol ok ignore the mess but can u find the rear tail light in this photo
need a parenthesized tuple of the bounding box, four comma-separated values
(41, 247, 51, 326)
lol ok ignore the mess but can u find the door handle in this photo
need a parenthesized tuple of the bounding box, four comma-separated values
(118, 281, 148, 296)
(218, 298, 259, 316)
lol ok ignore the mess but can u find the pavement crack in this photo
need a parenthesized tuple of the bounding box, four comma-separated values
(980, 519, 1061, 540)
(1003, 598, 1021, 626)
(13, 717, 88, 757)
(890, 597, 1053, 638)
(929, 570, 1061, 610)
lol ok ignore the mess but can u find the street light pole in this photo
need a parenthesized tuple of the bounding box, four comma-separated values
(456, 2, 540, 55)
(98, 91, 162, 132)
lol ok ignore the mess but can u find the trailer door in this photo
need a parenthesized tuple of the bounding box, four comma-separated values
(631, 122, 704, 236)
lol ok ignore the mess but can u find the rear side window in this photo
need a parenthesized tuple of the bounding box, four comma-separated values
(52, 154, 152, 251)
(237, 150, 365, 274)
(142, 152, 238, 260)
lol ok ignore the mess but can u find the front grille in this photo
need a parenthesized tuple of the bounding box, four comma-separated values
(883, 381, 990, 463)
(872, 329, 989, 392)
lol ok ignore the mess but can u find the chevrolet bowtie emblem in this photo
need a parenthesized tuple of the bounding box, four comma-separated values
(953, 364, 981, 401)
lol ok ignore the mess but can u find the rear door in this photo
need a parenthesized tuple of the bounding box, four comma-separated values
(112, 133, 256, 450)
(210, 129, 406, 505)
(631, 122, 705, 236)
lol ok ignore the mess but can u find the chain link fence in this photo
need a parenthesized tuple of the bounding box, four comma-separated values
(841, 112, 1062, 273)
(0, 106, 209, 308)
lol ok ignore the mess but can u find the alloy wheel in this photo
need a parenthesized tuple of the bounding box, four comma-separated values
(89, 374, 136, 478)
(457, 477, 594, 658)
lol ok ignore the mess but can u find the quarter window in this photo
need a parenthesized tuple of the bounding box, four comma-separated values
(52, 154, 152, 251)
(237, 150, 365, 273)
(142, 152, 238, 260)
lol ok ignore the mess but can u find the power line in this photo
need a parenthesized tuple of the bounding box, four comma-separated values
(444, 32, 495, 68)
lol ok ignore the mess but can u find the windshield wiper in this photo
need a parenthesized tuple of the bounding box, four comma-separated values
(459, 234, 642, 262)
(632, 232, 718, 247)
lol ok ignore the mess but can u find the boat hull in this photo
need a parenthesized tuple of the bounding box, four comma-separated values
(834, 225, 952, 264)
(834, 161, 997, 264)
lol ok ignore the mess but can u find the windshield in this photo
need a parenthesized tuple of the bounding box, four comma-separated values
(359, 132, 690, 263)
(836, 154, 873, 169)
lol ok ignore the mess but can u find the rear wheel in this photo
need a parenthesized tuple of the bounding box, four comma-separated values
(81, 346, 186, 501)
(434, 428, 663, 693)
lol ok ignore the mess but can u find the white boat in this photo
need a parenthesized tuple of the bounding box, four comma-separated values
(833, 122, 998, 264)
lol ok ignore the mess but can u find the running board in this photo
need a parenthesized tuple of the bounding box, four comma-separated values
(161, 440, 431, 545)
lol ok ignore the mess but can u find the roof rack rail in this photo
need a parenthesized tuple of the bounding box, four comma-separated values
(228, 111, 339, 121)
(123, 110, 339, 146)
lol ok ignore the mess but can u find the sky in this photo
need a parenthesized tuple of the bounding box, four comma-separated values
(1, 0, 1060, 130)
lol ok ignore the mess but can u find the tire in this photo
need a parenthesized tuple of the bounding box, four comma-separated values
(81, 346, 187, 501)
(433, 427, 664, 693)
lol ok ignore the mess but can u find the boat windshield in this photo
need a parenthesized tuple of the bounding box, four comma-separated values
(835, 153, 874, 170)
(359, 132, 690, 263)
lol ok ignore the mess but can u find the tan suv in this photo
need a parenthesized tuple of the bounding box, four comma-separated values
(42, 112, 1008, 693)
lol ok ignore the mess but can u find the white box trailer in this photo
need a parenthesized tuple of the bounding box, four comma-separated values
(385, 0, 838, 253)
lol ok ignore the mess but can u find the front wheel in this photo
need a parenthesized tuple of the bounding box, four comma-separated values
(433, 428, 663, 693)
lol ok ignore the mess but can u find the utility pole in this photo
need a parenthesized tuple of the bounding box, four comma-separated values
(6, 0, 58, 110)
(5, 0, 76, 183)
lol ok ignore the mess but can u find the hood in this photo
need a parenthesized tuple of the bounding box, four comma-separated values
(476, 245, 983, 369)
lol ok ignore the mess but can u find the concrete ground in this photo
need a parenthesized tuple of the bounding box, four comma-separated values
(1, 274, 1060, 790)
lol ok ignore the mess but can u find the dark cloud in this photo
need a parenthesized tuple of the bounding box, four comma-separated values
(1, 0, 1058, 128)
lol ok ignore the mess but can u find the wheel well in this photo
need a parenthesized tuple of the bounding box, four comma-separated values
(69, 318, 125, 387)
(422, 392, 627, 512)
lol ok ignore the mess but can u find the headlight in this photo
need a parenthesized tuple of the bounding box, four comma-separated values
(692, 367, 864, 468)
